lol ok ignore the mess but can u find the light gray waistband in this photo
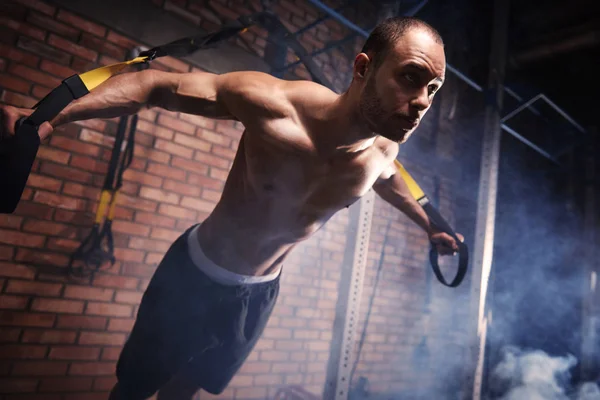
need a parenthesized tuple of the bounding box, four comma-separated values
(187, 224, 281, 286)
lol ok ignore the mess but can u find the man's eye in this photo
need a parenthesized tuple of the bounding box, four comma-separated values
(428, 84, 439, 95)
(404, 73, 417, 83)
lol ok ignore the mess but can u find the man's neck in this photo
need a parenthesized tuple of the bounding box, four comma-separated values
(319, 90, 378, 155)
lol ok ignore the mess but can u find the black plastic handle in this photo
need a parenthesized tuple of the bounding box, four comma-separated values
(0, 117, 40, 214)
(421, 201, 469, 288)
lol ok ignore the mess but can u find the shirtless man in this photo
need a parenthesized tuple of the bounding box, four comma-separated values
(1, 16, 461, 400)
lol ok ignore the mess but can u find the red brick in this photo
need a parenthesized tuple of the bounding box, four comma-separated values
(0, 294, 28, 310)
(79, 332, 126, 346)
(158, 204, 196, 220)
(122, 170, 163, 188)
(56, 10, 106, 37)
(134, 212, 175, 229)
(121, 263, 157, 278)
(22, 220, 76, 238)
(0, 43, 39, 67)
(39, 163, 93, 184)
(211, 144, 236, 160)
(111, 221, 151, 238)
(0, 74, 31, 94)
(0, 16, 46, 41)
(85, 302, 132, 318)
(18, 0, 56, 15)
(50, 136, 101, 158)
(180, 197, 214, 213)
(151, 126, 174, 141)
(111, 194, 157, 214)
(0, 262, 36, 280)
(36, 146, 71, 164)
(234, 387, 268, 399)
(48, 34, 97, 62)
(107, 318, 135, 332)
(173, 114, 212, 131)
(215, 122, 243, 139)
(0, 378, 38, 393)
(21, 329, 76, 344)
(26, 174, 62, 192)
(0, 344, 47, 359)
(62, 182, 100, 201)
(114, 289, 142, 304)
(0, 311, 55, 327)
(138, 187, 180, 205)
(70, 154, 107, 174)
(15, 248, 70, 268)
(56, 315, 107, 330)
(101, 347, 121, 361)
(157, 114, 196, 136)
(63, 285, 113, 302)
(113, 248, 145, 263)
(209, 167, 229, 182)
(52, 211, 91, 228)
(68, 361, 115, 377)
(153, 139, 193, 160)
(148, 227, 181, 243)
(0, 245, 14, 260)
(33, 191, 87, 211)
(171, 156, 209, 175)
(31, 298, 84, 314)
(92, 376, 117, 391)
(106, 31, 139, 49)
(161, 180, 201, 197)
(6, 280, 62, 297)
(201, 189, 221, 203)
(0, 229, 46, 249)
(13, 361, 69, 376)
(0, 328, 21, 342)
(27, 12, 80, 41)
(79, 33, 124, 59)
(128, 237, 171, 253)
(173, 132, 211, 152)
(0, 215, 23, 230)
(0, 90, 36, 108)
(8, 63, 61, 88)
(48, 346, 100, 361)
(92, 274, 138, 290)
(40, 376, 93, 392)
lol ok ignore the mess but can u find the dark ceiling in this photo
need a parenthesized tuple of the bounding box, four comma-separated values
(507, 0, 598, 129)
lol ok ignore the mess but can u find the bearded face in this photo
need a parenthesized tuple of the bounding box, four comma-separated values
(356, 29, 446, 143)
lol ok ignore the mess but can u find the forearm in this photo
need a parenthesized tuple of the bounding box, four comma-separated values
(374, 176, 432, 235)
(50, 69, 158, 128)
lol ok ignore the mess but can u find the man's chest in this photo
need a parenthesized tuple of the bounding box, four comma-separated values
(241, 133, 397, 209)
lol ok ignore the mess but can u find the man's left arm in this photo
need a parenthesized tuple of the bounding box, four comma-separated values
(372, 162, 460, 256)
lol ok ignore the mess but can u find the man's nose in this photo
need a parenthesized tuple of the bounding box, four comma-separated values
(411, 87, 431, 111)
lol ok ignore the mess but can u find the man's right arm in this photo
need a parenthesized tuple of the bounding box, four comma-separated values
(1, 69, 292, 140)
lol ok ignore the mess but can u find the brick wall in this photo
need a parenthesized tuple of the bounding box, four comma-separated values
(0, 0, 476, 399)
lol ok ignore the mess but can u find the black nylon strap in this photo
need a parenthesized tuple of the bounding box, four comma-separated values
(28, 75, 89, 127)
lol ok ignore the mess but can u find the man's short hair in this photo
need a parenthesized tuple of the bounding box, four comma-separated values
(361, 16, 444, 68)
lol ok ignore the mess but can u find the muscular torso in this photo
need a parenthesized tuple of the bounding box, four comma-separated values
(196, 82, 399, 276)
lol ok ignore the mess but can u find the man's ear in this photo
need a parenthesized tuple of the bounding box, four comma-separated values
(353, 53, 371, 81)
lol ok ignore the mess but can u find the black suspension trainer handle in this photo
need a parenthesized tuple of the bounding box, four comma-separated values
(0, 118, 40, 213)
(422, 201, 469, 288)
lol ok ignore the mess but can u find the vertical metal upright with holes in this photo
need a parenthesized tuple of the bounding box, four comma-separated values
(580, 129, 597, 380)
(463, 0, 510, 398)
(334, 190, 375, 400)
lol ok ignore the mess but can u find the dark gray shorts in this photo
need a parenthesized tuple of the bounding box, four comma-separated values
(115, 226, 280, 398)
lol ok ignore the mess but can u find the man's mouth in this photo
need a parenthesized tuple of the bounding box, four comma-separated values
(400, 115, 419, 129)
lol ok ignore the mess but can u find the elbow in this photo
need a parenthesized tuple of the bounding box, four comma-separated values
(144, 70, 177, 109)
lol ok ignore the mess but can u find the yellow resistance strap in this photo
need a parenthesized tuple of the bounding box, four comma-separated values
(79, 56, 149, 91)
(394, 159, 426, 202)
